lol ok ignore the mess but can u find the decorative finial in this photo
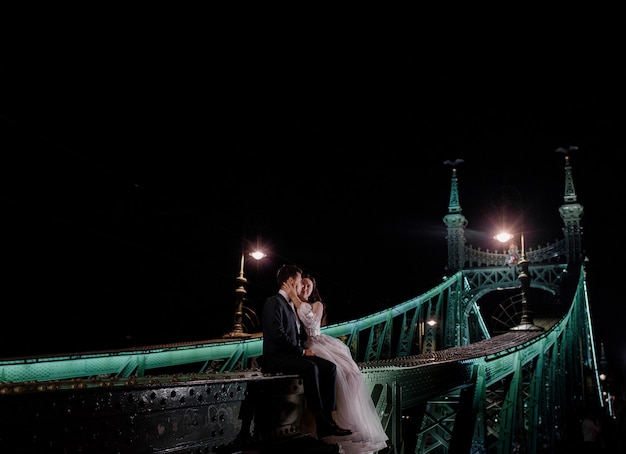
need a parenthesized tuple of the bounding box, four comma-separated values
(555, 146, 578, 155)
(443, 158, 464, 169)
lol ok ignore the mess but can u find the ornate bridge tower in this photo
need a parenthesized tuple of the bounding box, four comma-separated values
(443, 159, 467, 274)
(557, 147, 585, 265)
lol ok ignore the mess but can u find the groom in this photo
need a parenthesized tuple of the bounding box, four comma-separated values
(261, 264, 351, 439)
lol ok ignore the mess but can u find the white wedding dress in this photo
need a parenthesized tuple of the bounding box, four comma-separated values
(298, 302, 388, 454)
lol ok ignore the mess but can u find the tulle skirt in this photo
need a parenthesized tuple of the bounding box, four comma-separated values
(306, 334, 388, 453)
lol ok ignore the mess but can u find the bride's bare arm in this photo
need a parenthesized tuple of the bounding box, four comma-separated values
(311, 301, 324, 318)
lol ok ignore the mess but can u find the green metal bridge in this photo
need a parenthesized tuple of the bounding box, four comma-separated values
(0, 152, 602, 453)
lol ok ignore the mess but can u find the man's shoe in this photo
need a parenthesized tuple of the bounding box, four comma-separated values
(329, 423, 352, 436)
(316, 421, 352, 438)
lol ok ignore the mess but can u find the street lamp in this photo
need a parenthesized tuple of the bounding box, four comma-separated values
(223, 249, 266, 339)
(495, 232, 543, 332)
(491, 186, 541, 331)
(494, 231, 523, 265)
(419, 317, 438, 353)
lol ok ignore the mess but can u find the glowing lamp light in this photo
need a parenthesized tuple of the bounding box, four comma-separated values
(495, 232, 514, 243)
(495, 231, 525, 257)
(249, 251, 266, 260)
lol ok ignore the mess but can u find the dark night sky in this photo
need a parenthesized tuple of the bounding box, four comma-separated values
(2, 22, 625, 379)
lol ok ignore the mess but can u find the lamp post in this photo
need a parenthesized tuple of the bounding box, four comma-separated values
(495, 231, 543, 331)
(492, 186, 543, 330)
(599, 343, 614, 416)
(418, 317, 438, 354)
(223, 250, 266, 339)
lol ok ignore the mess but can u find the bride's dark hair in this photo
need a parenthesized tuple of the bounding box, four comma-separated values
(302, 273, 328, 326)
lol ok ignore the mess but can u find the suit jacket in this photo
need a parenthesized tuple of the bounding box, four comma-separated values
(261, 292, 308, 371)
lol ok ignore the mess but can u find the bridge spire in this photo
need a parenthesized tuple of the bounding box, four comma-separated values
(443, 159, 468, 273)
(556, 147, 584, 265)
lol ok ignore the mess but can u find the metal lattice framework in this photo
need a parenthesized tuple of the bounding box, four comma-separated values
(360, 264, 601, 453)
(0, 151, 597, 452)
(0, 260, 600, 454)
(0, 261, 563, 382)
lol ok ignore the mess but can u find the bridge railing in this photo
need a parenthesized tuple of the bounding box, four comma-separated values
(0, 277, 458, 382)
(464, 238, 566, 268)
(0, 262, 568, 384)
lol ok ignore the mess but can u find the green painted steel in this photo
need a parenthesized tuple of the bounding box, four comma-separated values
(0, 264, 601, 452)
(0, 152, 600, 452)
(0, 263, 565, 383)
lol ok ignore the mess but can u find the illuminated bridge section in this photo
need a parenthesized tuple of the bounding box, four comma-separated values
(0, 263, 567, 383)
(0, 265, 600, 453)
(359, 265, 600, 452)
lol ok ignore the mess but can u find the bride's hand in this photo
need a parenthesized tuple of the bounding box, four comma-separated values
(282, 281, 297, 298)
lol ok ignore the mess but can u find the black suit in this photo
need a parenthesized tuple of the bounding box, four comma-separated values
(261, 291, 337, 414)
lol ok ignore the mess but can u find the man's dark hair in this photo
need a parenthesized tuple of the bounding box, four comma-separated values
(276, 264, 302, 284)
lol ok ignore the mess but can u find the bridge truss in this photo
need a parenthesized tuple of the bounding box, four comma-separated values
(0, 259, 602, 453)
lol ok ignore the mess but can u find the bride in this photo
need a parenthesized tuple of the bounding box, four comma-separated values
(286, 274, 389, 454)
